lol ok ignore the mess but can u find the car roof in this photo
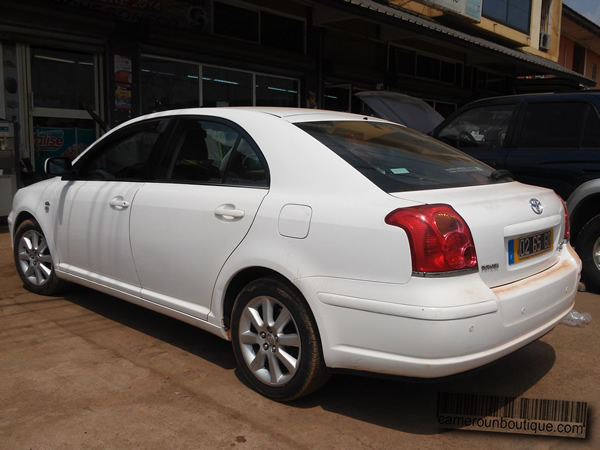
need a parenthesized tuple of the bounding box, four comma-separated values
(90, 107, 396, 153)
(127, 107, 379, 123)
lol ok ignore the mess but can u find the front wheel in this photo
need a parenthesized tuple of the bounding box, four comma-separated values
(231, 277, 329, 401)
(576, 214, 600, 293)
(14, 219, 67, 295)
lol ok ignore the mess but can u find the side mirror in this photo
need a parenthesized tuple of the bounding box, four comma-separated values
(45, 157, 74, 179)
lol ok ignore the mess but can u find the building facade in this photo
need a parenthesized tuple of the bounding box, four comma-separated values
(559, 4, 600, 88)
(0, 0, 593, 197)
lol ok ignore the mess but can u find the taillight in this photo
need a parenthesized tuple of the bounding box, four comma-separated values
(559, 197, 570, 241)
(385, 204, 478, 274)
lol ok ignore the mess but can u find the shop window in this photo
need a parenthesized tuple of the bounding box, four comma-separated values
(141, 58, 200, 114)
(573, 45, 586, 75)
(140, 56, 299, 109)
(256, 75, 299, 107)
(33, 117, 96, 172)
(416, 55, 456, 85)
(482, 0, 532, 34)
(31, 48, 95, 110)
(389, 46, 460, 86)
(476, 70, 507, 94)
(324, 86, 352, 112)
(390, 47, 416, 76)
(416, 55, 440, 81)
(213, 1, 305, 53)
(202, 66, 253, 107)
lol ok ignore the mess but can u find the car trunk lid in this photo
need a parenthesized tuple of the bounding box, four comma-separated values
(390, 182, 566, 288)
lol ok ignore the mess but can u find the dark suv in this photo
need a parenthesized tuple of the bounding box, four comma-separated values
(432, 91, 600, 291)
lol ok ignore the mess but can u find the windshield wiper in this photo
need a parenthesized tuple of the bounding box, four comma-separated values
(490, 169, 513, 181)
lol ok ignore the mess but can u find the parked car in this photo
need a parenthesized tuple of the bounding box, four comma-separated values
(431, 91, 600, 292)
(9, 108, 580, 401)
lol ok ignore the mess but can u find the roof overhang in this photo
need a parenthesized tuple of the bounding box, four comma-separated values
(316, 0, 594, 86)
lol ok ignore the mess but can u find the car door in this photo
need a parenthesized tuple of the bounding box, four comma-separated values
(129, 117, 269, 319)
(434, 102, 517, 169)
(54, 119, 170, 295)
(505, 100, 600, 200)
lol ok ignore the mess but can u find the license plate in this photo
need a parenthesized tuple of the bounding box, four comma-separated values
(508, 229, 553, 265)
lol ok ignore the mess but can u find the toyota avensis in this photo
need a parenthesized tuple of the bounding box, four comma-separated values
(9, 108, 581, 401)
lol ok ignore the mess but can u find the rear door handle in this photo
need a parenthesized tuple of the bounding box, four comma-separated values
(215, 204, 245, 220)
(109, 197, 130, 209)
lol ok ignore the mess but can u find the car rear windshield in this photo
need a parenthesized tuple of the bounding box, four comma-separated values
(296, 120, 502, 193)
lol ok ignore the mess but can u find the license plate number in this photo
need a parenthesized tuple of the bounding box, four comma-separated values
(508, 230, 553, 265)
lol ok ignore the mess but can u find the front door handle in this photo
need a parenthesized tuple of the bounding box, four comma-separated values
(109, 197, 130, 209)
(215, 204, 245, 220)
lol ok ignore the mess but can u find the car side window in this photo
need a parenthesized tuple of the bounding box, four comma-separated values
(517, 102, 587, 148)
(169, 120, 233, 183)
(436, 104, 515, 149)
(167, 119, 268, 187)
(77, 121, 164, 180)
(224, 138, 268, 187)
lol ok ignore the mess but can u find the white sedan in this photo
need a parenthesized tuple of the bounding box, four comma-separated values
(9, 108, 581, 401)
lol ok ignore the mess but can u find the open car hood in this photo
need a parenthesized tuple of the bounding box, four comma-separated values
(356, 91, 444, 134)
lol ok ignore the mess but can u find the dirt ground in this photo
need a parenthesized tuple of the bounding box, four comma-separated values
(0, 223, 598, 449)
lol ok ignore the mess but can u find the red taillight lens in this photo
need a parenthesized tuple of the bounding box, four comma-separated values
(559, 197, 570, 241)
(385, 204, 478, 273)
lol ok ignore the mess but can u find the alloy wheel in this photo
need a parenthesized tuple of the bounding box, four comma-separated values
(238, 295, 301, 386)
(17, 229, 54, 286)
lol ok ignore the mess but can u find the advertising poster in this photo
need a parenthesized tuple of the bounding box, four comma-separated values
(34, 127, 96, 172)
(114, 55, 133, 111)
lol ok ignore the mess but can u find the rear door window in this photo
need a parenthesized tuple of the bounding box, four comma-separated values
(296, 120, 500, 193)
(516, 102, 588, 148)
(163, 118, 269, 187)
(507, 101, 596, 200)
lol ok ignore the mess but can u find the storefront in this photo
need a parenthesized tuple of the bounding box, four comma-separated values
(0, 0, 593, 199)
(1, 0, 313, 189)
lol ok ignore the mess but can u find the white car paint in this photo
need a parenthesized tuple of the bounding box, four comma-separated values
(9, 107, 581, 396)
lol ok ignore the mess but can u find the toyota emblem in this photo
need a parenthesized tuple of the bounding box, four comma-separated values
(530, 198, 543, 215)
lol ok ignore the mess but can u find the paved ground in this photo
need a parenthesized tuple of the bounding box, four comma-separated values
(0, 223, 598, 449)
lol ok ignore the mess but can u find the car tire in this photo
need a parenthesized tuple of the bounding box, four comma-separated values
(13, 219, 67, 295)
(231, 277, 330, 401)
(576, 214, 600, 293)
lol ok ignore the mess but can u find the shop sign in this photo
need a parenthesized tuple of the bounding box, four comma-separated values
(34, 127, 96, 172)
(415, 0, 482, 22)
(52, 0, 212, 31)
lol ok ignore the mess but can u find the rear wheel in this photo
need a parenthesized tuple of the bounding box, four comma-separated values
(14, 219, 67, 295)
(577, 214, 600, 293)
(231, 277, 329, 401)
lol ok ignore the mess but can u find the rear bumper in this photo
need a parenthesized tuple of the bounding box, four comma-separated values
(299, 244, 581, 378)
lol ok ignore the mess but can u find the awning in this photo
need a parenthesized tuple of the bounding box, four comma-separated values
(323, 0, 594, 86)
